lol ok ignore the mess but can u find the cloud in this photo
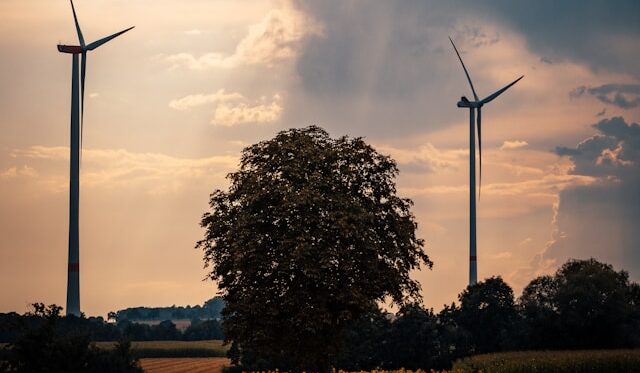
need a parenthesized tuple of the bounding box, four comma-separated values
(184, 29, 202, 36)
(456, 24, 500, 48)
(170, 91, 283, 126)
(530, 117, 640, 281)
(376, 143, 467, 174)
(518, 237, 533, 246)
(166, 1, 322, 70)
(402, 173, 595, 198)
(554, 117, 638, 176)
(6, 147, 239, 195)
(540, 57, 553, 65)
(213, 94, 283, 127)
(0, 165, 37, 179)
(493, 252, 512, 259)
(570, 84, 640, 109)
(500, 140, 528, 150)
(168, 90, 245, 111)
(465, 0, 640, 77)
(285, 1, 537, 138)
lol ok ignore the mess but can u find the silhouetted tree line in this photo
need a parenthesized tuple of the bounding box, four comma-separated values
(0, 310, 224, 343)
(345, 258, 640, 371)
(108, 296, 225, 322)
(0, 304, 142, 373)
(232, 258, 640, 372)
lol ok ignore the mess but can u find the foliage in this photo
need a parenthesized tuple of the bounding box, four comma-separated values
(183, 319, 224, 341)
(518, 258, 640, 349)
(381, 304, 465, 370)
(110, 297, 225, 322)
(333, 307, 391, 370)
(450, 350, 640, 373)
(454, 277, 519, 354)
(0, 303, 142, 373)
(0, 307, 224, 344)
(197, 126, 430, 371)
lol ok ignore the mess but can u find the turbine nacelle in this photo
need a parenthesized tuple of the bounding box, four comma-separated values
(58, 45, 83, 54)
(58, 0, 134, 54)
(457, 96, 483, 108)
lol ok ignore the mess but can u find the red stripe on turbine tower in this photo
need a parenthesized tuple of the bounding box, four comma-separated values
(470, 256, 477, 261)
(68, 263, 80, 272)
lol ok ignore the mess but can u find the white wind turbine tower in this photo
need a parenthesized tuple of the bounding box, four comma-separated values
(449, 37, 523, 286)
(57, 0, 133, 316)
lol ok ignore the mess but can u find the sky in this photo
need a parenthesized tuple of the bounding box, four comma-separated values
(0, 0, 639, 317)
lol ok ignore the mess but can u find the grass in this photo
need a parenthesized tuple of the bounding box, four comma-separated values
(95, 340, 228, 358)
(449, 349, 640, 373)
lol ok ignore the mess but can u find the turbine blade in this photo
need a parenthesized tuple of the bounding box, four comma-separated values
(70, 0, 85, 48)
(86, 26, 135, 51)
(80, 52, 86, 163)
(449, 37, 479, 102)
(477, 108, 482, 200)
(480, 75, 524, 104)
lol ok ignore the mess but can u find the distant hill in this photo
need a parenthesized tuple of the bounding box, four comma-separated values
(110, 297, 225, 322)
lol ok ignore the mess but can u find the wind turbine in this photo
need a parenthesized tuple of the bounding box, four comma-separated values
(449, 37, 523, 286)
(58, 0, 133, 316)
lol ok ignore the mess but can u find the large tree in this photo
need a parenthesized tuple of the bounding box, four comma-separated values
(519, 258, 639, 349)
(197, 126, 430, 371)
(455, 276, 519, 354)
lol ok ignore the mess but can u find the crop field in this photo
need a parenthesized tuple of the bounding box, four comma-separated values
(95, 340, 227, 358)
(139, 357, 229, 373)
(449, 349, 640, 373)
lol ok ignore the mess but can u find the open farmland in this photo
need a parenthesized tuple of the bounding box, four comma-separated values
(95, 340, 227, 358)
(140, 357, 229, 373)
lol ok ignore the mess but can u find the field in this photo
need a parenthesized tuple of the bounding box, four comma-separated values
(140, 357, 229, 373)
(449, 349, 640, 373)
(95, 340, 228, 358)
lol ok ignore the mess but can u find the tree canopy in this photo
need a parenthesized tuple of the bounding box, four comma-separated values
(454, 276, 518, 354)
(519, 258, 639, 349)
(197, 126, 430, 371)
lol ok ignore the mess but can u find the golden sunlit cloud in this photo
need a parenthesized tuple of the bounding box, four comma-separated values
(168, 89, 245, 111)
(165, 0, 322, 70)
(7, 146, 239, 195)
(500, 140, 528, 150)
(0, 165, 37, 179)
(213, 94, 283, 127)
(170, 91, 283, 126)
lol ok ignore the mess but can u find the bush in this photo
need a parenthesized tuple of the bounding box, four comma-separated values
(0, 304, 142, 373)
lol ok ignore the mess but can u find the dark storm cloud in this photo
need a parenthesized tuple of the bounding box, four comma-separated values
(287, 1, 515, 138)
(595, 115, 640, 141)
(548, 117, 640, 279)
(571, 84, 640, 109)
(554, 147, 581, 157)
(466, 0, 640, 77)
(294, 1, 452, 98)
